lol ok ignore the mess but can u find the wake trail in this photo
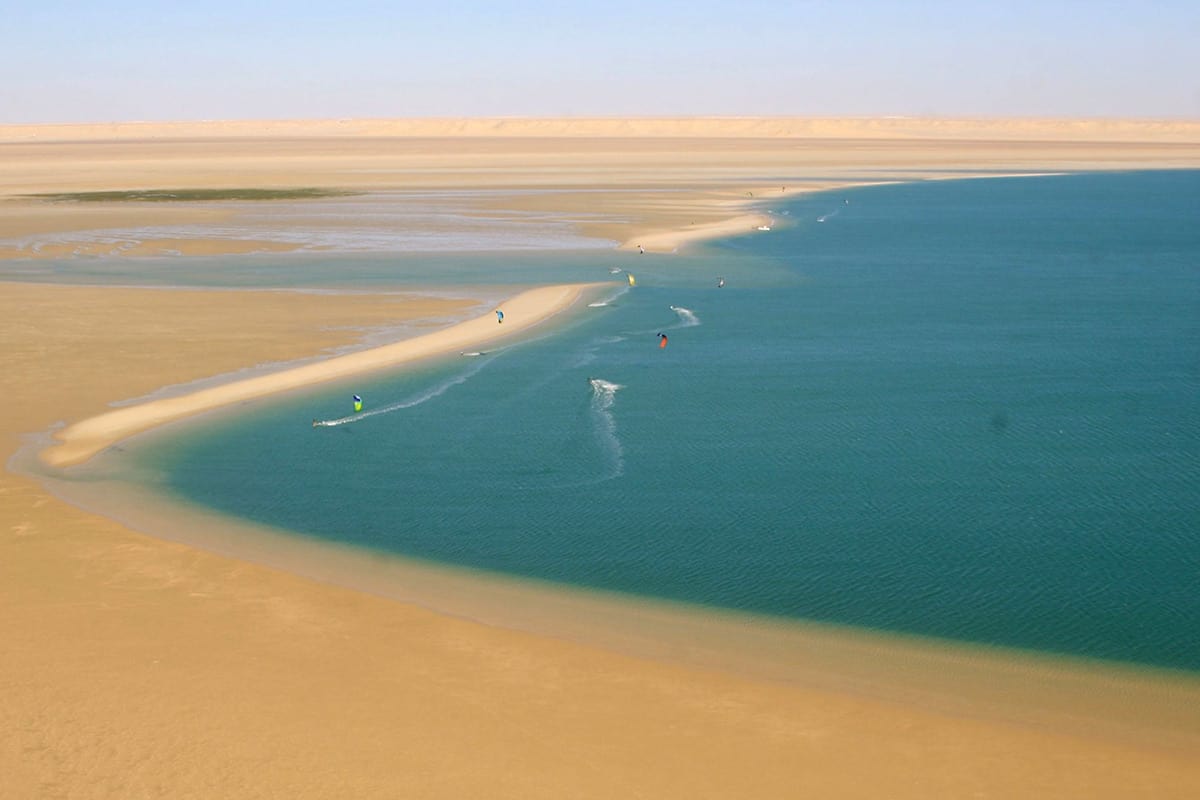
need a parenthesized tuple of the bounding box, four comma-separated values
(587, 283, 632, 308)
(579, 378, 625, 485)
(609, 305, 703, 345)
(313, 356, 494, 427)
(817, 198, 850, 223)
(668, 305, 700, 328)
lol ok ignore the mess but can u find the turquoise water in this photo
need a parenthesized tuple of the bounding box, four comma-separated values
(120, 172, 1200, 671)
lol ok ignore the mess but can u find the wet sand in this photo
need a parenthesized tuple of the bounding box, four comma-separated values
(3, 118, 1200, 798)
(5, 117, 1200, 258)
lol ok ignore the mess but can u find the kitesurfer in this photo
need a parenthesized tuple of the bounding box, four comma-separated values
(657, 333, 668, 349)
(353, 394, 363, 413)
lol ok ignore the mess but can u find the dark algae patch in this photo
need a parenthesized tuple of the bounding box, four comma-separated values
(29, 188, 357, 202)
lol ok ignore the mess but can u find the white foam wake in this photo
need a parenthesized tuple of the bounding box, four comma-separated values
(589, 377, 623, 398)
(588, 284, 630, 309)
(588, 378, 625, 481)
(313, 358, 492, 427)
(817, 199, 849, 223)
(668, 305, 700, 327)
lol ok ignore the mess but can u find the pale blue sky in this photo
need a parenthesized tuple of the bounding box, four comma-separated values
(3, 1, 1197, 123)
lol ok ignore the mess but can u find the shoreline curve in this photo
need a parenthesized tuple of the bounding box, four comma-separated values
(41, 282, 605, 468)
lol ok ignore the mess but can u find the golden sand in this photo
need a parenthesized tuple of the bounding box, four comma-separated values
(5, 116, 1200, 259)
(3, 119, 1200, 798)
(39, 283, 600, 468)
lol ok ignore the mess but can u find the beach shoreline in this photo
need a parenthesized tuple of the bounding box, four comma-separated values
(6, 117, 1200, 260)
(23, 444, 1200, 756)
(39, 281, 605, 468)
(4, 119, 1200, 797)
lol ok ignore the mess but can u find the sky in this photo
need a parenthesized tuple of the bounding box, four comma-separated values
(2, 0, 1198, 123)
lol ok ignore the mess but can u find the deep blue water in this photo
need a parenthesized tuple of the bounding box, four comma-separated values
(129, 172, 1200, 671)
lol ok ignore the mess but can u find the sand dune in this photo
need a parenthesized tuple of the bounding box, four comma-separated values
(5, 115, 1200, 142)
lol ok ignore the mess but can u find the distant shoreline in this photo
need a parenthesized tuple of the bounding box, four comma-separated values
(5, 117, 1199, 259)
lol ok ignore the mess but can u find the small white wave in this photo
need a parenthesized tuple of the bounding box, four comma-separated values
(589, 377, 623, 396)
(669, 305, 700, 327)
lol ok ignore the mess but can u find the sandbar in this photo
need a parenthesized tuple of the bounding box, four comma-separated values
(4, 118, 1200, 798)
(40, 282, 600, 468)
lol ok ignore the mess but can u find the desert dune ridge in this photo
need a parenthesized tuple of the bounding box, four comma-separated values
(4, 115, 1200, 142)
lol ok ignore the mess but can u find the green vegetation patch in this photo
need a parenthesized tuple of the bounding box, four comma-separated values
(30, 187, 357, 202)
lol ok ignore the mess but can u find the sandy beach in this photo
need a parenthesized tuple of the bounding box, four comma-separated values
(4, 118, 1200, 798)
(39, 283, 599, 468)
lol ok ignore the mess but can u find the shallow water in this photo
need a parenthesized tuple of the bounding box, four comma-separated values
(1, 189, 617, 257)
